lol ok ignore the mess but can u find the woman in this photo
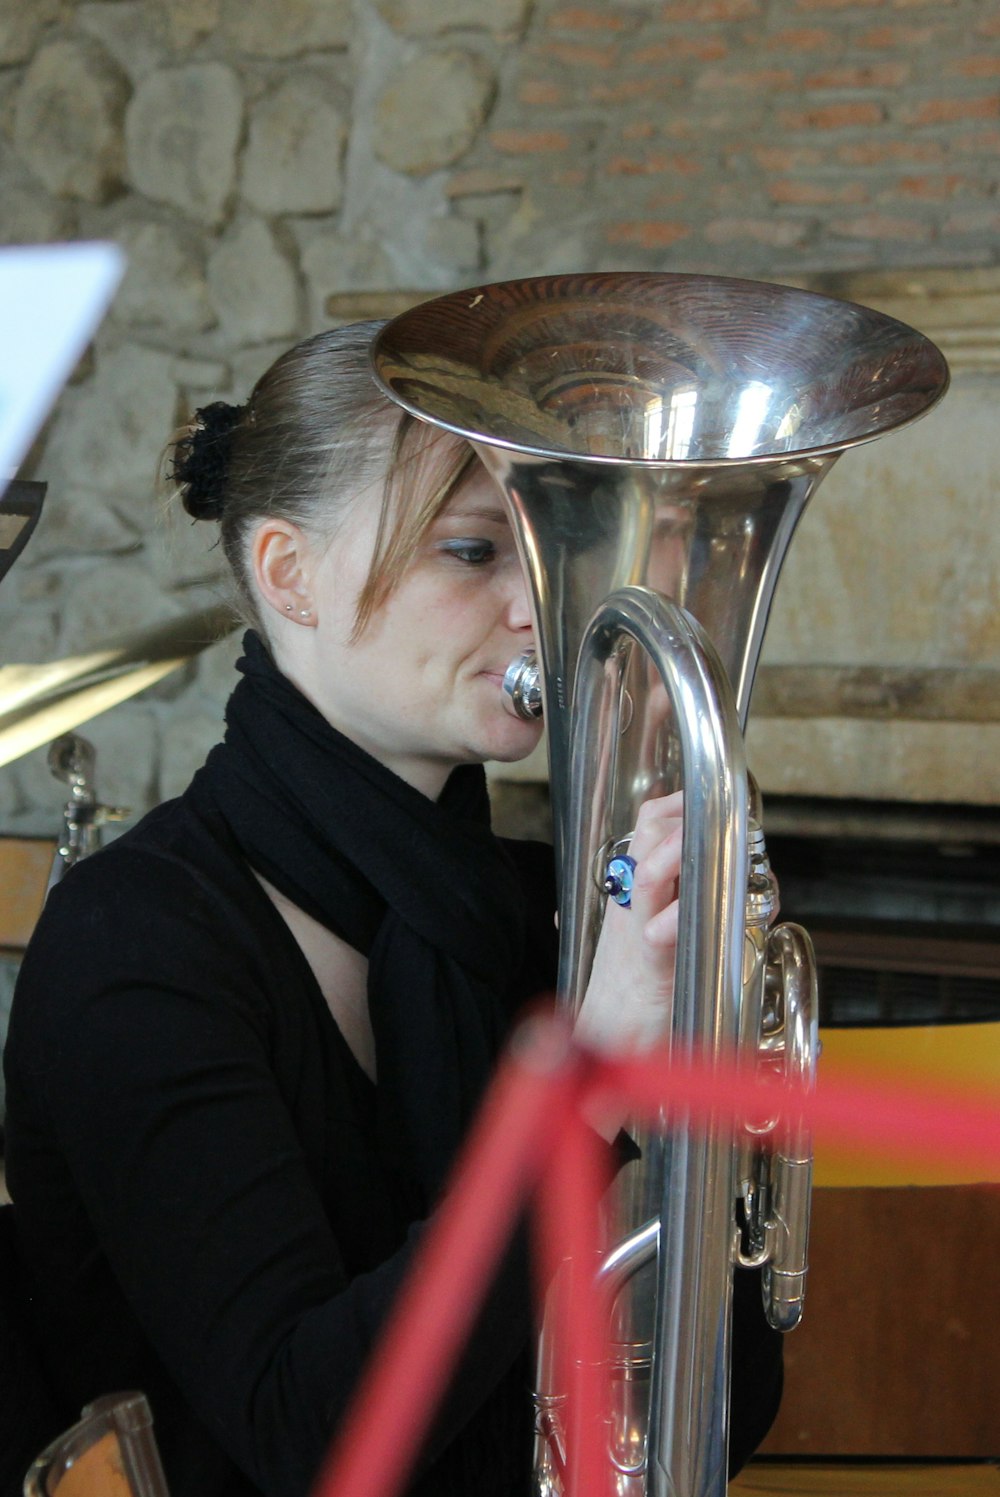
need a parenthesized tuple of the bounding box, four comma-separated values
(2, 324, 781, 1497)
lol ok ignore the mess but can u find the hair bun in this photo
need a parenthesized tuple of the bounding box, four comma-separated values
(171, 401, 246, 521)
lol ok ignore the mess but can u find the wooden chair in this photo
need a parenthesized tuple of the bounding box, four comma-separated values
(22, 1393, 168, 1497)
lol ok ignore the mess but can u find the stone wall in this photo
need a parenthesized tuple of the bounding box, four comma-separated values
(1, 0, 999, 841)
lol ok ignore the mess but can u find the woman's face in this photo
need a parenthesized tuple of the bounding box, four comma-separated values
(297, 459, 544, 798)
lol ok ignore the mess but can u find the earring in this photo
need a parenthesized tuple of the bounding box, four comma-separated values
(299, 608, 311, 619)
(284, 603, 293, 613)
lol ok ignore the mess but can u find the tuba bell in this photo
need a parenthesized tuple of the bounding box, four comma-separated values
(371, 272, 948, 1497)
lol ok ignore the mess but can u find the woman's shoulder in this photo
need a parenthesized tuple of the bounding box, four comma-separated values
(40, 776, 247, 928)
(13, 775, 275, 1016)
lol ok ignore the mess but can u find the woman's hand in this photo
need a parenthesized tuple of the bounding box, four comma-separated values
(573, 790, 684, 1056)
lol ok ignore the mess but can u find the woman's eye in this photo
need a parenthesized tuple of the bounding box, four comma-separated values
(439, 538, 496, 566)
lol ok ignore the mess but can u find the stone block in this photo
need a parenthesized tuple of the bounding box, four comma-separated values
(207, 217, 300, 343)
(60, 560, 181, 648)
(218, 0, 350, 56)
(30, 488, 143, 559)
(0, 185, 76, 245)
(14, 36, 131, 203)
(374, 50, 496, 176)
(161, 0, 221, 50)
(229, 342, 298, 400)
(241, 76, 347, 216)
(0, 0, 64, 66)
(149, 497, 228, 590)
(299, 231, 397, 330)
(170, 356, 231, 391)
(78, 2, 167, 82)
(126, 62, 243, 225)
(160, 706, 226, 800)
(746, 717, 1000, 806)
(112, 220, 216, 332)
(193, 628, 244, 704)
(0, 608, 58, 664)
(374, 0, 531, 36)
(42, 344, 180, 515)
(761, 380, 999, 672)
(424, 214, 482, 271)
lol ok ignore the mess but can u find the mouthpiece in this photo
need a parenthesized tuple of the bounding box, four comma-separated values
(501, 650, 543, 721)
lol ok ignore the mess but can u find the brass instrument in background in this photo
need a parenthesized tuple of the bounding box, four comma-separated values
(372, 273, 949, 1497)
(0, 606, 237, 895)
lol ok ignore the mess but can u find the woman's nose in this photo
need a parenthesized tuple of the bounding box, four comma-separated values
(506, 569, 533, 631)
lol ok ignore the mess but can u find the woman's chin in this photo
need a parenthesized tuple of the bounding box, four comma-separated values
(484, 722, 545, 766)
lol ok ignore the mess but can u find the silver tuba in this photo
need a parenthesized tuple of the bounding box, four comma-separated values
(371, 272, 948, 1497)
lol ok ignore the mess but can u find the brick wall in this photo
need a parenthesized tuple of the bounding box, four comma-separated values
(454, 0, 1000, 277)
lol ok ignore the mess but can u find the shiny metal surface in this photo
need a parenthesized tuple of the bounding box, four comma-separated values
(566, 586, 747, 1497)
(0, 603, 237, 769)
(502, 647, 544, 720)
(45, 731, 130, 889)
(372, 271, 948, 877)
(370, 272, 949, 1497)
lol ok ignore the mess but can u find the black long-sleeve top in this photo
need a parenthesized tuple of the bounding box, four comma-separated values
(3, 777, 781, 1496)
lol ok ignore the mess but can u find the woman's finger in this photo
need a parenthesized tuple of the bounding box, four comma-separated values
(644, 897, 679, 953)
(628, 821, 682, 917)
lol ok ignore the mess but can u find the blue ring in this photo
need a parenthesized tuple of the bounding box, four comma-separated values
(603, 854, 636, 909)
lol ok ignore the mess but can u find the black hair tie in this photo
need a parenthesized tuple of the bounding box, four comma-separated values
(172, 401, 246, 521)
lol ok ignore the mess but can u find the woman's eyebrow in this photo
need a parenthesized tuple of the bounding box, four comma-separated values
(445, 505, 509, 524)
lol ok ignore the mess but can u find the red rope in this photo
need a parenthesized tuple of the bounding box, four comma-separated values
(313, 1013, 1000, 1497)
(310, 1014, 581, 1497)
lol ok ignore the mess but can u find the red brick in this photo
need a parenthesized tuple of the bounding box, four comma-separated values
(952, 128, 1000, 156)
(519, 80, 566, 105)
(636, 37, 729, 63)
(647, 189, 688, 209)
(547, 6, 640, 29)
(950, 57, 1000, 80)
(767, 179, 868, 205)
(749, 145, 824, 170)
(856, 24, 936, 48)
(805, 62, 910, 89)
(604, 220, 693, 248)
(660, 0, 760, 18)
(531, 40, 618, 68)
(489, 128, 572, 154)
(621, 121, 657, 141)
(828, 212, 932, 240)
(763, 26, 835, 51)
(605, 151, 702, 176)
(779, 101, 885, 130)
(696, 65, 796, 91)
(837, 138, 945, 165)
(790, 0, 881, 9)
(704, 217, 809, 246)
(589, 77, 681, 103)
(911, 95, 1000, 126)
(891, 173, 970, 200)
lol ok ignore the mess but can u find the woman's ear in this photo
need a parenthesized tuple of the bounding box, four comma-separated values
(250, 519, 316, 624)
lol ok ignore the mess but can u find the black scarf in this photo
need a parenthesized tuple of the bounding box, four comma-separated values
(200, 632, 533, 1218)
